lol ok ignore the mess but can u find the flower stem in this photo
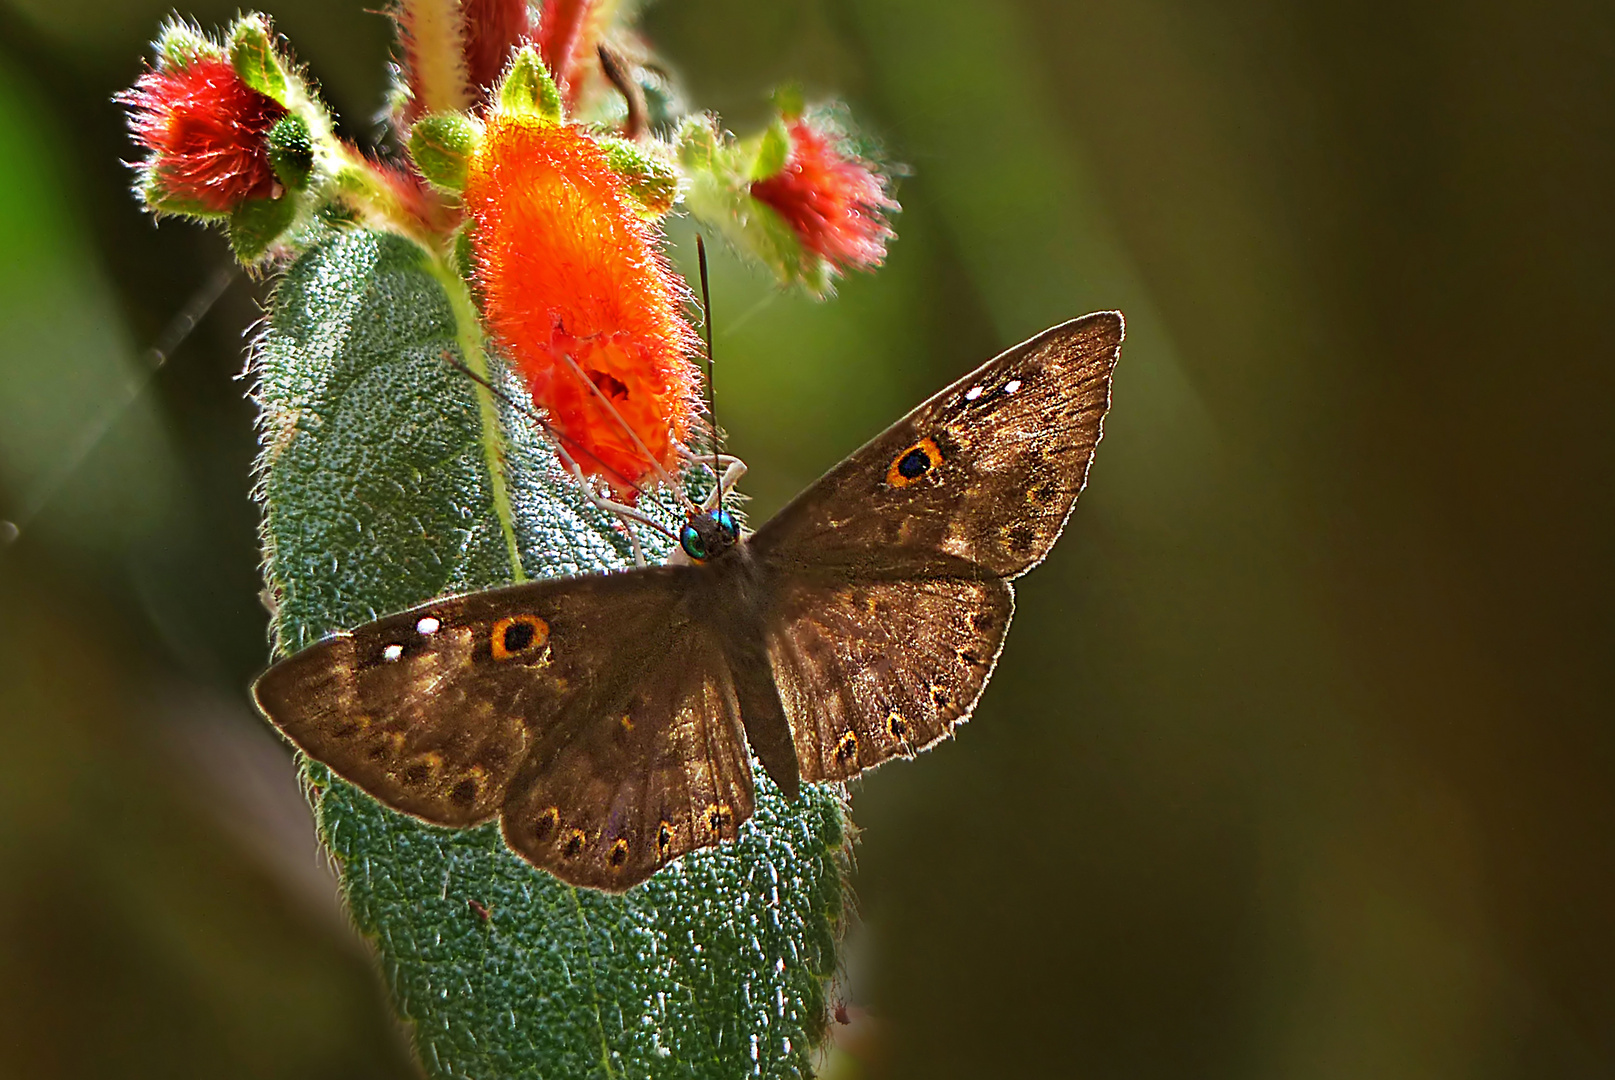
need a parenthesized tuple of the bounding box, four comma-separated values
(426, 253, 525, 584)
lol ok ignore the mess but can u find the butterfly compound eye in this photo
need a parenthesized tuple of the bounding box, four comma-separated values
(679, 521, 708, 561)
(680, 512, 739, 562)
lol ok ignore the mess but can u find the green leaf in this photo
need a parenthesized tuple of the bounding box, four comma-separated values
(253, 226, 848, 1078)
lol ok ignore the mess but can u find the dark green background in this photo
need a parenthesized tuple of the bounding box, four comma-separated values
(1, 0, 1611, 1076)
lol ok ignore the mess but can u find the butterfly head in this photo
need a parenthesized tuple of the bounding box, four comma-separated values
(679, 508, 740, 563)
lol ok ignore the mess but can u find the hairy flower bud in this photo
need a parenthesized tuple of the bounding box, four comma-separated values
(750, 118, 897, 276)
(119, 50, 288, 215)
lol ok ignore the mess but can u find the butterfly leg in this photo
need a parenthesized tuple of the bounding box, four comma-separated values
(709, 459, 747, 511)
(551, 439, 667, 567)
(681, 452, 749, 510)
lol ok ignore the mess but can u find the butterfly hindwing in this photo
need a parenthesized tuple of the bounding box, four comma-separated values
(749, 312, 1122, 581)
(500, 621, 755, 891)
(768, 575, 1015, 781)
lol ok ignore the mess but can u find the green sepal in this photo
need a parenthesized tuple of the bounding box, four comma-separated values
(675, 113, 719, 171)
(409, 112, 480, 194)
(138, 169, 226, 220)
(453, 226, 476, 283)
(228, 14, 288, 103)
(677, 115, 832, 296)
(769, 83, 805, 122)
(498, 46, 563, 121)
(229, 194, 296, 261)
(749, 116, 791, 182)
(153, 18, 222, 71)
(598, 136, 679, 216)
(266, 113, 313, 191)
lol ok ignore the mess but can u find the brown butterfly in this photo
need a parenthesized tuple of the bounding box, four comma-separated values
(252, 312, 1123, 891)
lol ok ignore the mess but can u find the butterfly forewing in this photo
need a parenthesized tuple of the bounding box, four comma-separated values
(768, 576, 1015, 781)
(749, 313, 1122, 581)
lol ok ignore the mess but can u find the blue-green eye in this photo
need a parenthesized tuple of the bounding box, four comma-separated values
(679, 521, 708, 561)
(714, 509, 738, 540)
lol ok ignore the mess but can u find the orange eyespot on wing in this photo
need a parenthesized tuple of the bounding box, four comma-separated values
(491, 615, 549, 660)
(886, 437, 944, 488)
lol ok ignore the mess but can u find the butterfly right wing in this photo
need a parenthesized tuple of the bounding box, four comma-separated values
(500, 618, 755, 891)
(253, 566, 757, 891)
(748, 313, 1121, 583)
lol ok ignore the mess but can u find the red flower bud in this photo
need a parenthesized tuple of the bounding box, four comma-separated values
(120, 55, 287, 213)
(465, 114, 700, 498)
(750, 119, 897, 274)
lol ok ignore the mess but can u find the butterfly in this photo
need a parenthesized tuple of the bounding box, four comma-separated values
(252, 311, 1123, 891)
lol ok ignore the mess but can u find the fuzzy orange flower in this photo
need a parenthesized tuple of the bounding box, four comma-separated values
(464, 114, 699, 498)
(121, 55, 286, 212)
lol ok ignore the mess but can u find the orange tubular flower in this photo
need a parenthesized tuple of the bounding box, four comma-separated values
(464, 114, 699, 499)
(121, 55, 287, 213)
(751, 119, 897, 273)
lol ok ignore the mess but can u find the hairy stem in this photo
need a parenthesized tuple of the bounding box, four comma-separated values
(426, 253, 525, 583)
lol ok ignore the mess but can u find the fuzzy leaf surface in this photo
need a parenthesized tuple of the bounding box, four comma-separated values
(255, 227, 846, 1079)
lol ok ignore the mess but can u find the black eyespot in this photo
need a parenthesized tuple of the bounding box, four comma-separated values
(503, 621, 535, 652)
(563, 830, 585, 858)
(450, 778, 479, 808)
(534, 808, 559, 840)
(835, 730, 859, 762)
(491, 615, 548, 661)
(657, 820, 674, 857)
(887, 438, 944, 488)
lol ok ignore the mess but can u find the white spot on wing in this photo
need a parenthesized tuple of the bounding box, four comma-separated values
(964, 385, 984, 401)
(416, 615, 440, 635)
(382, 643, 404, 662)
(1004, 378, 1022, 394)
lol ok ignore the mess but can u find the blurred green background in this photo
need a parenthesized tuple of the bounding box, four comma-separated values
(2, 0, 1612, 1076)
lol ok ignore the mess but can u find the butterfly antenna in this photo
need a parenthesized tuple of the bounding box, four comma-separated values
(438, 352, 678, 542)
(696, 233, 721, 513)
(1, 260, 238, 549)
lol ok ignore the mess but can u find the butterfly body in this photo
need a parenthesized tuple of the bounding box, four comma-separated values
(254, 312, 1123, 890)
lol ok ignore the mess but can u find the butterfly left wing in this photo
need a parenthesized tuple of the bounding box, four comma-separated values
(766, 575, 1014, 782)
(748, 313, 1122, 781)
(253, 569, 701, 828)
(748, 312, 1122, 582)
